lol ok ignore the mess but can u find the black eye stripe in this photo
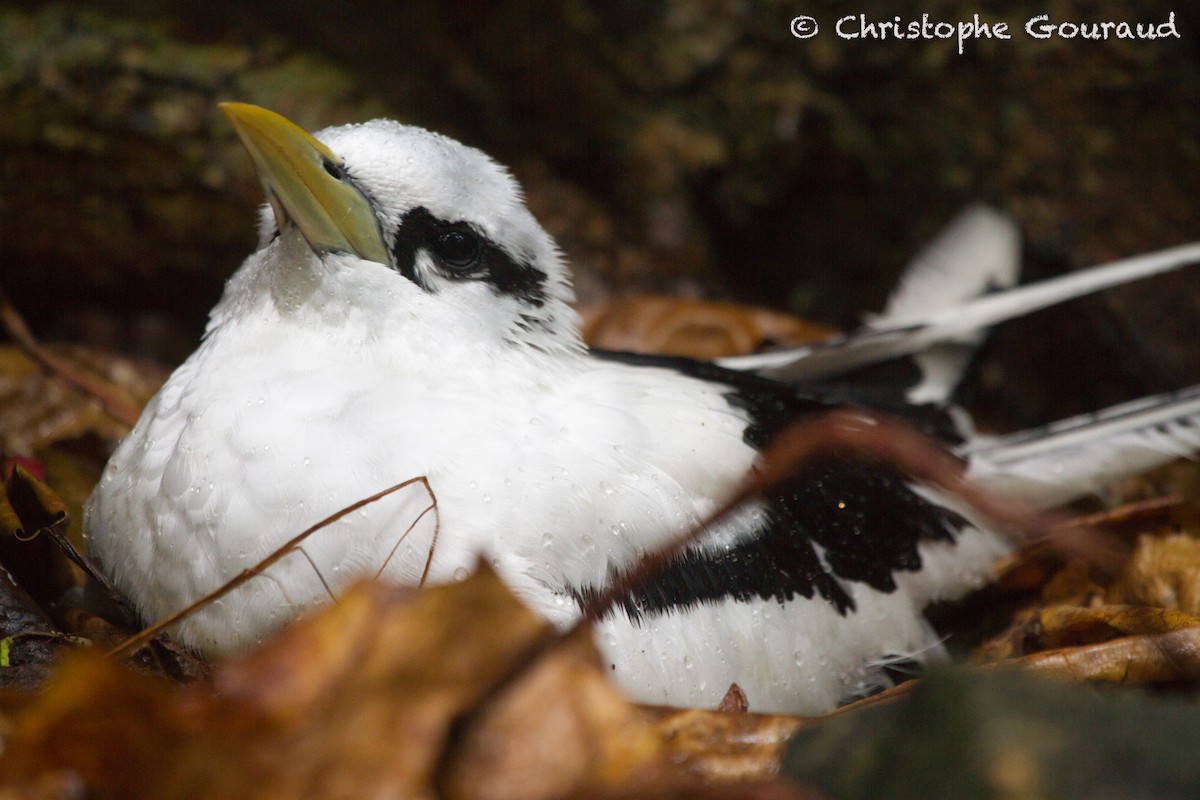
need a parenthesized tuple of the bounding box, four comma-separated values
(390, 206, 548, 307)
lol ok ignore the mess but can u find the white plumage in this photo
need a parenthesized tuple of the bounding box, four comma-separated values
(85, 105, 1200, 713)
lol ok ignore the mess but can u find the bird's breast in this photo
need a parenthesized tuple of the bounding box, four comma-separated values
(85, 335, 761, 653)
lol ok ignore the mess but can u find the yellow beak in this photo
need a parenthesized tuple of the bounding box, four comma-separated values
(219, 102, 389, 265)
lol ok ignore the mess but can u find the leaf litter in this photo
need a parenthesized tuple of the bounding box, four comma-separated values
(2, 293, 1200, 797)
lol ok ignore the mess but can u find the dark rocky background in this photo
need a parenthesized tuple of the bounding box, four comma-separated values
(3, 0, 1198, 427)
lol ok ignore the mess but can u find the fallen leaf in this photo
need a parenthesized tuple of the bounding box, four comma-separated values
(973, 488, 1200, 670)
(1008, 626, 1200, 685)
(0, 567, 680, 800)
(579, 296, 834, 359)
(0, 771, 84, 800)
(0, 466, 78, 612)
(439, 629, 666, 800)
(1112, 532, 1200, 614)
(991, 494, 1192, 593)
(1039, 604, 1200, 648)
(648, 706, 806, 783)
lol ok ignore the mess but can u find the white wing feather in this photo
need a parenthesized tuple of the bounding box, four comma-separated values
(719, 240, 1200, 383)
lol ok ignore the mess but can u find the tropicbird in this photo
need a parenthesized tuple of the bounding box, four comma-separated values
(84, 104, 1200, 713)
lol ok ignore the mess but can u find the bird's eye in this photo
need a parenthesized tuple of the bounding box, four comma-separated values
(430, 229, 482, 270)
(321, 158, 343, 179)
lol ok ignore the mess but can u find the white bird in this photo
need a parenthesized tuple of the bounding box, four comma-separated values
(84, 104, 1200, 714)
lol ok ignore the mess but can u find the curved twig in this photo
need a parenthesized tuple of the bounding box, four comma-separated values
(106, 475, 438, 658)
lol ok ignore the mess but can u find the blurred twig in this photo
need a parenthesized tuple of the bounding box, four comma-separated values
(0, 290, 142, 428)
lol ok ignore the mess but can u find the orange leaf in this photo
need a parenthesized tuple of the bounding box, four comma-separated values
(579, 296, 833, 359)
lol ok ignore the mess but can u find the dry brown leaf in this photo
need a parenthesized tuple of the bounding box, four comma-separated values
(440, 629, 666, 800)
(1006, 626, 1200, 685)
(1038, 560, 1108, 607)
(1037, 604, 1200, 650)
(0, 296, 167, 433)
(0, 465, 203, 689)
(973, 569, 1192, 665)
(579, 296, 834, 359)
(647, 706, 806, 784)
(971, 606, 1040, 664)
(1113, 532, 1200, 614)
(0, 567, 687, 800)
(1105, 459, 1200, 507)
(990, 495, 1189, 593)
(0, 466, 78, 610)
(973, 486, 1200, 676)
(0, 463, 138, 623)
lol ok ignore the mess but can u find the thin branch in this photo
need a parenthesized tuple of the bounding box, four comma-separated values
(0, 290, 143, 428)
(106, 475, 436, 659)
(372, 476, 440, 587)
(45, 519, 137, 620)
(294, 545, 337, 602)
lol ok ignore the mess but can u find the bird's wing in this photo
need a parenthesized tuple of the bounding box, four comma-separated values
(590, 351, 976, 619)
(718, 240, 1200, 385)
(962, 385, 1200, 509)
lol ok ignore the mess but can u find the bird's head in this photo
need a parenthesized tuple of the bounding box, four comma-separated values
(217, 103, 580, 358)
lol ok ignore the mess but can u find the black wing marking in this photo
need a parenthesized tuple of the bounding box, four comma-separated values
(587, 350, 967, 621)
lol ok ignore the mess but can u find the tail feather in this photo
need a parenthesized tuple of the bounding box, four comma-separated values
(872, 204, 1020, 404)
(962, 386, 1200, 509)
(719, 240, 1200, 384)
(874, 204, 1021, 324)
